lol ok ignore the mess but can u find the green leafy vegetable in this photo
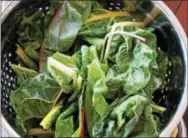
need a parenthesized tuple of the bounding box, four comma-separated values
(10, 64, 38, 85)
(93, 95, 158, 137)
(55, 102, 78, 137)
(43, 0, 92, 52)
(11, 2, 169, 137)
(10, 74, 61, 134)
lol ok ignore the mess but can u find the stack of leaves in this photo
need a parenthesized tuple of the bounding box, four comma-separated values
(10, 0, 168, 137)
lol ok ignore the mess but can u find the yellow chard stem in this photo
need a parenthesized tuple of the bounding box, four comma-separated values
(40, 104, 62, 130)
(83, 10, 130, 24)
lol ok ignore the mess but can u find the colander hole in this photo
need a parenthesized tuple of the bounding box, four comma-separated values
(162, 95, 165, 99)
(47, 11, 50, 14)
(109, 3, 114, 6)
(5, 67, 8, 71)
(158, 47, 161, 50)
(117, 2, 121, 6)
(122, 8, 126, 11)
(5, 105, 8, 109)
(165, 87, 168, 91)
(167, 79, 170, 83)
(115, 6, 120, 10)
(4, 81, 7, 85)
(109, 7, 113, 10)
(165, 73, 168, 77)
(3, 72, 5, 76)
(39, 7, 43, 11)
(10, 77, 14, 81)
(13, 84, 16, 88)
(6, 75, 9, 79)
(8, 82, 11, 87)
(8, 61, 12, 65)
(161, 90, 164, 93)
(2, 78, 4, 81)
(9, 69, 12, 73)
(4, 54, 7, 58)
(8, 53, 12, 57)
(5, 58, 8, 63)
(5, 94, 9, 98)
(9, 108, 12, 112)
(45, 6, 49, 10)
(168, 70, 171, 75)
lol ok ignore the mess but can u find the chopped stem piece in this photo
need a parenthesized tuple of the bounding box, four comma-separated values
(47, 57, 77, 79)
(28, 128, 53, 136)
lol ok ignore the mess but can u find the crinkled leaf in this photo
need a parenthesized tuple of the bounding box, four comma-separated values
(131, 105, 159, 137)
(93, 95, 149, 137)
(10, 64, 38, 85)
(10, 74, 61, 124)
(55, 102, 78, 137)
(55, 116, 74, 137)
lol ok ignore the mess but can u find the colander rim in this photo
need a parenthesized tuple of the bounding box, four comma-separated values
(1, 1, 187, 137)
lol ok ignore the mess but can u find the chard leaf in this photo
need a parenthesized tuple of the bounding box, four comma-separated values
(143, 74, 162, 99)
(79, 19, 113, 37)
(55, 102, 78, 137)
(43, 1, 91, 52)
(17, 11, 44, 46)
(83, 37, 104, 52)
(72, 50, 82, 70)
(115, 37, 133, 72)
(93, 95, 150, 137)
(85, 46, 109, 136)
(23, 41, 41, 61)
(88, 61, 108, 117)
(10, 64, 38, 85)
(131, 105, 159, 137)
(10, 74, 61, 122)
(55, 116, 74, 137)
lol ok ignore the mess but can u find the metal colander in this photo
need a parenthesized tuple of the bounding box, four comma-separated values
(1, 0, 187, 137)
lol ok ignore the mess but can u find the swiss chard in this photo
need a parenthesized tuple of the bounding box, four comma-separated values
(10, 74, 61, 134)
(55, 102, 78, 137)
(43, 0, 92, 52)
(93, 95, 158, 137)
(10, 64, 38, 85)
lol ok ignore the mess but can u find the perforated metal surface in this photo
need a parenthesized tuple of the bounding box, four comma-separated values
(1, 0, 187, 137)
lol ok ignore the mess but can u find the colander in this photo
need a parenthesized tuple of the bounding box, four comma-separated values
(1, 0, 187, 137)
